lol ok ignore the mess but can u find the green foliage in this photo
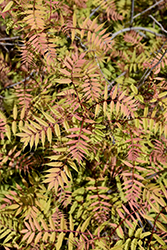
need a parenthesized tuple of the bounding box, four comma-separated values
(0, 0, 167, 249)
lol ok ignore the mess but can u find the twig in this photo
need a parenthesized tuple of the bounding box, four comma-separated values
(107, 71, 126, 91)
(110, 27, 166, 41)
(90, 5, 101, 18)
(0, 42, 23, 46)
(130, 0, 135, 25)
(149, 14, 167, 34)
(133, 0, 164, 20)
(0, 70, 37, 91)
(138, 48, 167, 88)
(0, 36, 19, 41)
(94, 53, 114, 88)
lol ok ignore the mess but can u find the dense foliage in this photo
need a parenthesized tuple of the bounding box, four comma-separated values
(0, 0, 167, 249)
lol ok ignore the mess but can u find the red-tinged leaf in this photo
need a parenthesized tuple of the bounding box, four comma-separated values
(27, 231, 35, 245)
(99, 195, 110, 199)
(22, 231, 31, 242)
(74, 115, 82, 121)
(68, 127, 80, 132)
(66, 140, 78, 144)
(56, 79, 71, 84)
(20, 229, 28, 234)
(116, 208, 124, 219)
(28, 217, 35, 232)
(122, 160, 134, 168)
(98, 28, 107, 36)
(33, 217, 41, 231)
(93, 206, 110, 212)
(81, 128, 92, 134)
(133, 180, 144, 187)
(80, 134, 89, 141)
(104, 83, 108, 100)
(110, 223, 117, 227)
(90, 201, 99, 207)
(103, 101, 107, 114)
(59, 68, 71, 76)
(64, 60, 73, 70)
(101, 201, 111, 206)
(41, 218, 48, 231)
(84, 119, 94, 123)
(24, 222, 31, 231)
(48, 181, 55, 190)
(94, 22, 105, 33)
(89, 195, 98, 199)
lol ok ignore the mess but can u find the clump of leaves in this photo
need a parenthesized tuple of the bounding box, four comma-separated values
(0, 0, 167, 249)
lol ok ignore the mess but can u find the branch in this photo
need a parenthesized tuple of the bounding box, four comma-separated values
(0, 36, 19, 41)
(0, 70, 37, 92)
(90, 5, 101, 18)
(133, 0, 164, 20)
(0, 42, 23, 46)
(94, 53, 112, 87)
(107, 71, 126, 91)
(110, 27, 166, 41)
(149, 14, 167, 34)
(130, 0, 135, 25)
(138, 48, 167, 88)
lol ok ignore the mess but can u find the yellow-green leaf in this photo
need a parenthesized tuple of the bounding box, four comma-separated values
(112, 86, 117, 99)
(153, 233, 166, 245)
(12, 121, 17, 135)
(47, 127, 52, 144)
(56, 232, 65, 250)
(68, 232, 74, 250)
(13, 104, 17, 120)
(34, 116, 48, 127)
(81, 216, 91, 232)
(116, 226, 124, 239)
(43, 112, 56, 124)
(2, 1, 13, 12)
(69, 214, 74, 231)
(41, 130, 45, 147)
(5, 124, 11, 140)
(131, 238, 137, 250)
(55, 124, 60, 138)
(156, 221, 167, 232)
(7, 204, 20, 210)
